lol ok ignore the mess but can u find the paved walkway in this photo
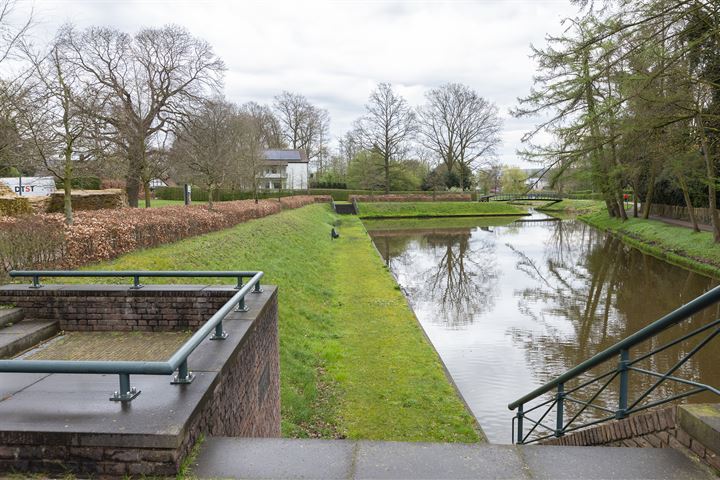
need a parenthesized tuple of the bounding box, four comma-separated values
(191, 437, 715, 479)
(648, 214, 713, 233)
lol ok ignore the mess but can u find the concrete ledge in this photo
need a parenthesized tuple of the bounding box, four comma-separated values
(677, 404, 720, 457)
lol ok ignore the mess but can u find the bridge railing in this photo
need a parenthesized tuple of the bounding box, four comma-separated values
(1, 270, 264, 402)
(480, 193, 563, 202)
(508, 284, 720, 444)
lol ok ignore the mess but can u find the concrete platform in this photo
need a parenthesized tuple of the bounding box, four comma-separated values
(0, 307, 24, 327)
(192, 437, 716, 479)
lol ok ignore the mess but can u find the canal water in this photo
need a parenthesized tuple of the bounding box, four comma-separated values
(365, 211, 720, 443)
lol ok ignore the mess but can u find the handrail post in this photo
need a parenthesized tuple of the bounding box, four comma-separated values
(131, 275, 143, 289)
(210, 320, 228, 340)
(253, 280, 263, 293)
(171, 359, 195, 384)
(30, 275, 41, 288)
(617, 349, 630, 419)
(110, 373, 140, 402)
(236, 276, 243, 289)
(555, 382, 565, 437)
(516, 404, 524, 444)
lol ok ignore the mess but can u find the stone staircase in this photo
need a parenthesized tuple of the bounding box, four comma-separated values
(191, 437, 716, 479)
(0, 307, 59, 358)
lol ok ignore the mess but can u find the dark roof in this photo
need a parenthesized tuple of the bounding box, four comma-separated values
(263, 149, 308, 163)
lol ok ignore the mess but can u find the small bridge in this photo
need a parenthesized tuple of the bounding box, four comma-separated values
(479, 193, 562, 205)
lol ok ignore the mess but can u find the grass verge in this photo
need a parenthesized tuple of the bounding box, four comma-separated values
(356, 201, 526, 219)
(581, 211, 720, 279)
(81, 204, 482, 442)
(537, 199, 605, 215)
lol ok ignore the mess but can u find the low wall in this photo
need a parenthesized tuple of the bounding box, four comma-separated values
(0, 284, 280, 477)
(0, 285, 237, 331)
(540, 405, 719, 472)
(650, 203, 713, 225)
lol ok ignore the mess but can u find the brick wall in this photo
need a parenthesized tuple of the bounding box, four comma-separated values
(540, 406, 719, 472)
(0, 285, 280, 477)
(0, 285, 237, 331)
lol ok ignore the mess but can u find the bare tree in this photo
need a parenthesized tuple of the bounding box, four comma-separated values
(64, 24, 225, 207)
(236, 110, 266, 203)
(241, 101, 285, 148)
(355, 82, 416, 193)
(14, 26, 93, 224)
(0, 0, 32, 66)
(273, 91, 329, 165)
(418, 83, 502, 191)
(172, 98, 238, 208)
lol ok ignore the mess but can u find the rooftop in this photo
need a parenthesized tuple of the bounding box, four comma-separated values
(263, 149, 308, 163)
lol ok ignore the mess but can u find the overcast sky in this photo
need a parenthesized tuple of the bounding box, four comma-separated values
(18, 0, 581, 167)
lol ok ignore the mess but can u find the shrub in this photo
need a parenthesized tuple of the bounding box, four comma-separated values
(0, 195, 327, 279)
(0, 197, 32, 216)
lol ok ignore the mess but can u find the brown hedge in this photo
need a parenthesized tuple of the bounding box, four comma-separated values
(0, 196, 326, 279)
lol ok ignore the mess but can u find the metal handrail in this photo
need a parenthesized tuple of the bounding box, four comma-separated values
(1, 270, 264, 402)
(508, 284, 720, 410)
(508, 284, 720, 444)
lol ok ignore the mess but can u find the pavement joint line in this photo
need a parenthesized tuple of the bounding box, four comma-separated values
(1, 371, 51, 402)
(348, 440, 360, 479)
(515, 444, 536, 479)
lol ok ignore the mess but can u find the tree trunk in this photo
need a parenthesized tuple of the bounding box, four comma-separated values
(384, 154, 390, 194)
(208, 186, 214, 209)
(143, 180, 152, 208)
(679, 176, 700, 233)
(63, 150, 73, 226)
(698, 116, 720, 241)
(126, 140, 145, 208)
(642, 169, 655, 220)
(632, 187, 638, 218)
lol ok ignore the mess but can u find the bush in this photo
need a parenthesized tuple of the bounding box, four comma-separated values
(56, 176, 102, 190)
(0, 195, 325, 278)
(310, 181, 347, 189)
(0, 215, 66, 282)
(0, 197, 32, 216)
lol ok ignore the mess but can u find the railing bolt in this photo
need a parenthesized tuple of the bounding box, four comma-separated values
(210, 321, 228, 340)
(172, 360, 195, 384)
(110, 374, 140, 402)
(253, 282, 263, 293)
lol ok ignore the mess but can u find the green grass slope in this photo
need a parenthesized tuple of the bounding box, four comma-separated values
(357, 201, 526, 219)
(84, 204, 482, 442)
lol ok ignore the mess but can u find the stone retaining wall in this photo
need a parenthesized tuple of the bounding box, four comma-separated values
(0, 285, 237, 331)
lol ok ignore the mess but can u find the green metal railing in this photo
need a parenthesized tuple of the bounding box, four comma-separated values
(508, 284, 720, 444)
(1, 270, 264, 402)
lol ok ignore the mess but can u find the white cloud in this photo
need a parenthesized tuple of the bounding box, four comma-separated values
(16, 0, 580, 166)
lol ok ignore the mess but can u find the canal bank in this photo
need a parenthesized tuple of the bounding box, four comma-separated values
(365, 211, 720, 442)
(580, 211, 720, 279)
(70, 204, 481, 443)
(356, 201, 527, 219)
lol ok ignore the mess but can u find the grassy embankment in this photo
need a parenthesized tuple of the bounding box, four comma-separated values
(537, 199, 605, 216)
(581, 211, 720, 279)
(83, 204, 482, 442)
(356, 201, 527, 219)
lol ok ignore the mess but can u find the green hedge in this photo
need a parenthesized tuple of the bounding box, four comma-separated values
(309, 189, 479, 201)
(154, 187, 298, 202)
(56, 176, 101, 190)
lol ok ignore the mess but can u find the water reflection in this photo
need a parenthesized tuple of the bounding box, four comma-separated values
(367, 214, 719, 443)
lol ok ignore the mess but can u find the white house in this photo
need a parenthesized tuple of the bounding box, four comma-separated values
(260, 149, 309, 190)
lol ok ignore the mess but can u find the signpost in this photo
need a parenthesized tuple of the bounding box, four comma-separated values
(0, 177, 56, 196)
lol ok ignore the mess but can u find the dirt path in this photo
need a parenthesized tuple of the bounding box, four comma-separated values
(648, 214, 713, 232)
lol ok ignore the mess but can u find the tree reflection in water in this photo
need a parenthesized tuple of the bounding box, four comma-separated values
(371, 226, 499, 328)
(507, 220, 720, 422)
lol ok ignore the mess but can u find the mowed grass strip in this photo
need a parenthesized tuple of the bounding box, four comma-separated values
(81, 204, 481, 442)
(356, 201, 527, 219)
(582, 211, 720, 279)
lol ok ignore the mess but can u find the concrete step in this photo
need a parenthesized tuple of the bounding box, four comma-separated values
(0, 320, 59, 358)
(191, 437, 715, 479)
(0, 307, 23, 328)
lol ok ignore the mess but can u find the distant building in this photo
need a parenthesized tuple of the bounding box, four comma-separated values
(523, 168, 550, 190)
(260, 149, 309, 190)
